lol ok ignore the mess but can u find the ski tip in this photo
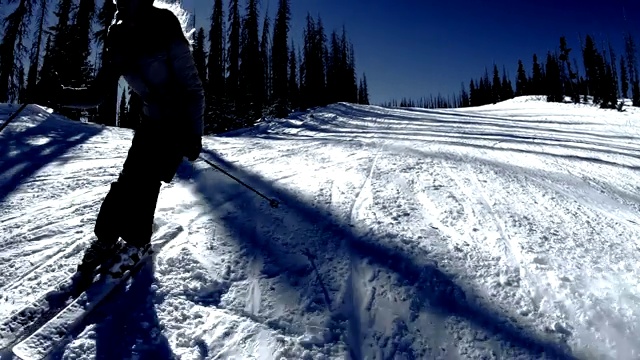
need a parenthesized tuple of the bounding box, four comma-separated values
(12, 343, 36, 360)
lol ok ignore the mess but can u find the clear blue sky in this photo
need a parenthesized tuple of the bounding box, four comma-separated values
(183, 0, 639, 104)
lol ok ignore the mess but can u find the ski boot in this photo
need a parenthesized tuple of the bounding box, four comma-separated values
(69, 237, 122, 292)
(78, 237, 121, 271)
(107, 242, 153, 278)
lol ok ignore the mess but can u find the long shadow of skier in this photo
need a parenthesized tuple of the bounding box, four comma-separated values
(0, 105, 103, 204)
(175, 148, 578, 359)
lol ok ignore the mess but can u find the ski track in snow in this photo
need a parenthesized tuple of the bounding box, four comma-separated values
(1, 99, 640, 358)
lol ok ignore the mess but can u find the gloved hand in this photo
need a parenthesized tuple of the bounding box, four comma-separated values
(183, 134, 202, 161)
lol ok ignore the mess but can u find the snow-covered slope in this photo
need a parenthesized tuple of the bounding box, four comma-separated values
(1, 98, 640, 359)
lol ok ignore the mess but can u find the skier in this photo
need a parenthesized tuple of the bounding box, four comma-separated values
(56, 0, 204, 276)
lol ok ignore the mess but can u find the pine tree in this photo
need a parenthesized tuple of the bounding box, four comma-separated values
(326, 30, 340, 104)
(607, 41, 619, 99)
(192, 27, 207, 86)
(227, 0, 241, 117)
(573, 58, 584, 101)
(531, 54, 543, 95)
(345, 35, 358, 103)
(301, 14, 327, 108)
(59, 0, 97, 121)
(0, 0, 32, 102)
(476, 77, 483, 105)
(118, 88, 128, 128)
(501, 66, 513, 100)
(94, 0, 117, 126)
(288, 41, 299, 110)
(25, 0, 50, 103)
(515, 59, 527, 96)
(297, 46, 303, 100)
(600, 54, 617, 109)
(260, 10, 271, 106)
(582, 36, 596, 100)
(340, 28, 354, 102)
(67, 0, 96, 87)
(301, 14, 316, 108)
(625, 33, 640, 106)
(17, 63, 26, 104)
(469, 79, 476, 106)
(558, 36, 579, 103)
(620, 57, 629, 98)
(360, 72, 369, 105)
(271, 0, 291, 117)
(325, 27, 358, 104)
(625, 33, 638, 91)
(16, 62, 27, 104)
(47, 0, 75, 89)
(316, 16, 328, 105)
(239, 0, 263, 123)
(491, 64, 502, 103)
(37, 35, 54, 104)
(582, 35, 604, 103)
(460, 82, 469, 107)
(482, 68, 491, 105)
(546, 52, 563, 102)
(206, 0, 225, 133)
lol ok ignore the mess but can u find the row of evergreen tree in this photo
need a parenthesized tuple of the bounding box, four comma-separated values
(0, 0, 130, 124)
(385, 33, 640, 110)
(0, 0, 371, 134)
(185, 0, 371, 134)
(380, 93, 468, 109)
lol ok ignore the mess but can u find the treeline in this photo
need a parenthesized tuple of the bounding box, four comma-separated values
(0, 0, 103, 121)
(381, 92, 469, 109)
(0, 0, 371, 134)
(385, 33, 640, 110)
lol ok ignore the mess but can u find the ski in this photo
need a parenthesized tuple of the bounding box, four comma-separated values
(0, 240, 129, 351)
(11, 223, 182, 360)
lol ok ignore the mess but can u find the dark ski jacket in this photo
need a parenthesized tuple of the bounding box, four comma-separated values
(61, 7, 204, 142)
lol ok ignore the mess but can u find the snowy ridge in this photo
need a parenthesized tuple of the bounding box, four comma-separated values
(1, 98, 640, 358)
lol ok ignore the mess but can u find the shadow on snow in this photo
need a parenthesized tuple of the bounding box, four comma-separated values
(175, 147, 577, 359)
(47, 260, 176, 360)
(0, 105, 103, 204)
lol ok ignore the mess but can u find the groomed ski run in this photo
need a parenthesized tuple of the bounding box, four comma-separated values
(1, 97, 640, 359)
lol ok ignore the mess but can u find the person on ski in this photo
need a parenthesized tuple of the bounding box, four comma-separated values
(55, 0, 204, 275)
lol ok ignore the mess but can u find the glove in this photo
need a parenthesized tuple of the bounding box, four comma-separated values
(183, 134, 202, 161)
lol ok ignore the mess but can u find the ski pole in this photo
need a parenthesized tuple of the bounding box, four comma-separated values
(0, 103, 28, 133)
(198, 156, 280, 208)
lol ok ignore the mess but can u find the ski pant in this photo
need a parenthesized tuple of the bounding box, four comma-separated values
(94, 116, 183, 247)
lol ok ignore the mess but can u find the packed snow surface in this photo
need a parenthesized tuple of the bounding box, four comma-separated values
(1, 97, 640, 359)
